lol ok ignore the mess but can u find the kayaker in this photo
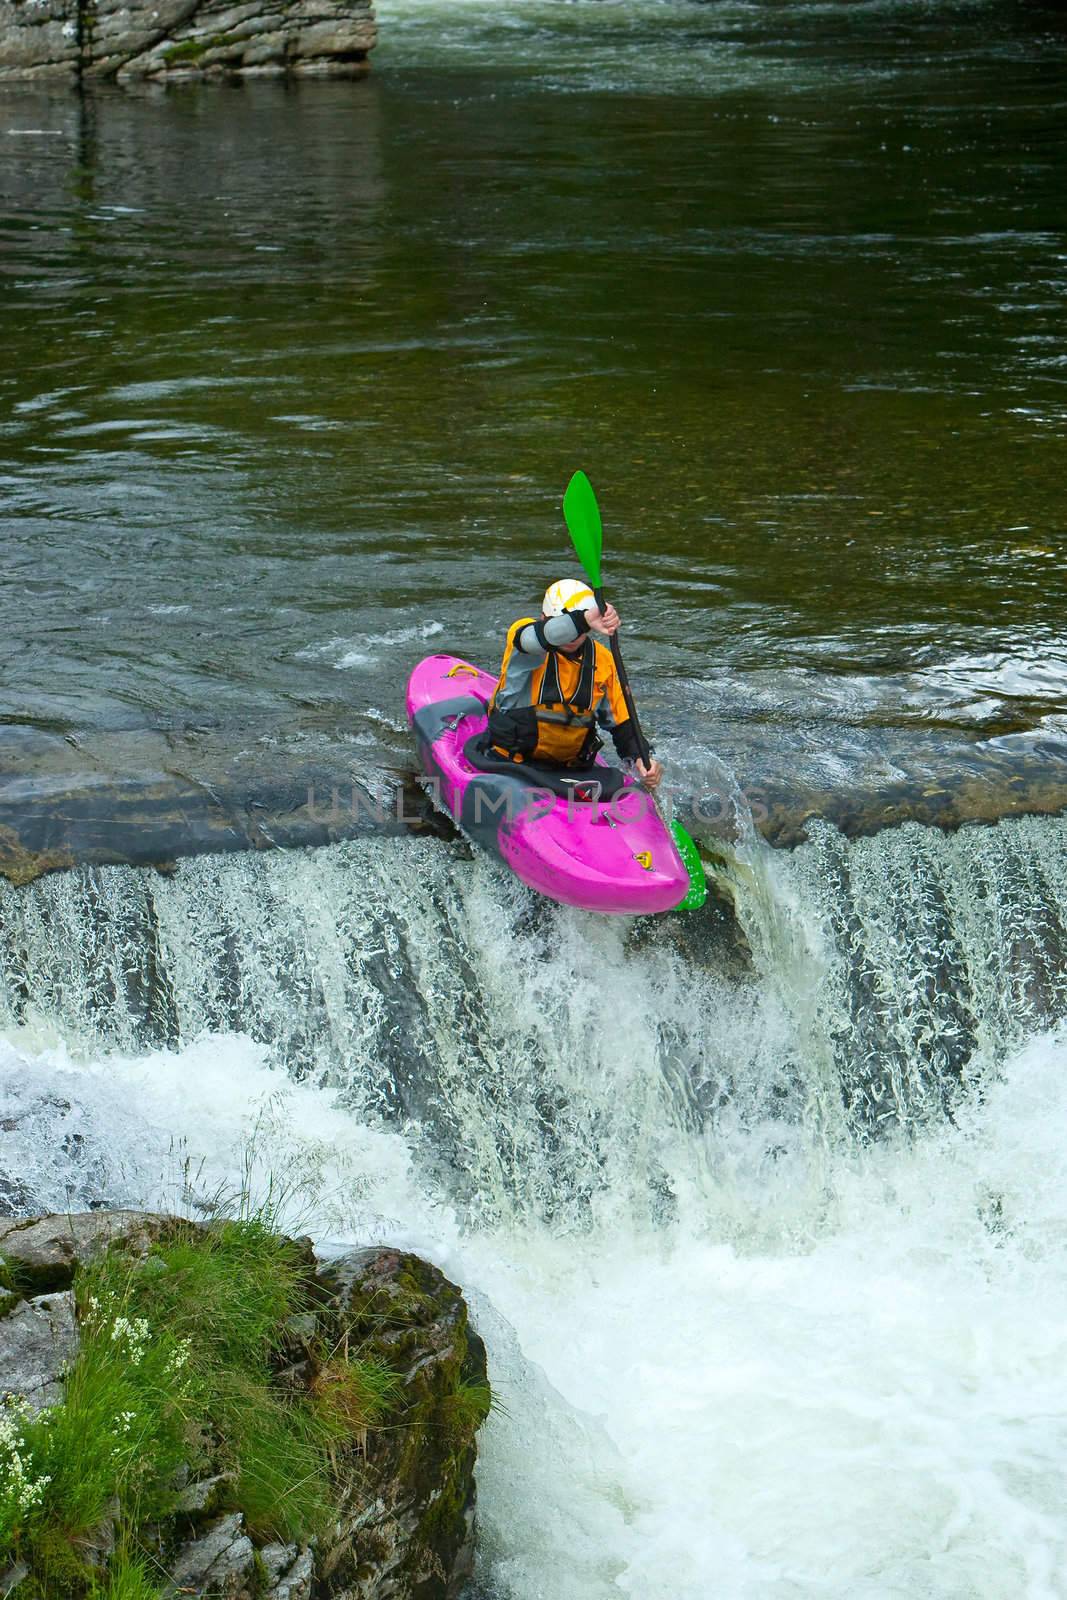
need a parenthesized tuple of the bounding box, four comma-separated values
(485, 578, 663, 791)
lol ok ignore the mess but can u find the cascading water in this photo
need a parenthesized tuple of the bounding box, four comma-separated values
(730, 815, 1067, 1132)
(0, 835, 807, 1234)
(2, 819, 1067, 1595)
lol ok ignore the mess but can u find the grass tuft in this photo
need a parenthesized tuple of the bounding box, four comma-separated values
(312, 1354, 404, 1437)
(0, 1217, 333, 1588)
(440, 1377, 499, 1446)
(89, 1551, 164, 1600)
(213, 1369, 340, 1543)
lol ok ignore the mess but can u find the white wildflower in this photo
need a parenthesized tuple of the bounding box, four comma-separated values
(165, 1338, 191, 1374)
(83, 1293, 106, 1327)
(0, 1400, 51, 1519)
(110, 1315, 151, 1364)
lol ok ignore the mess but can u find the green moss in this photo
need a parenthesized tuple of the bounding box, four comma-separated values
(413, 1444, 475, 1556)
(161, 32, 240, 64)
(161, 36, 207, 62)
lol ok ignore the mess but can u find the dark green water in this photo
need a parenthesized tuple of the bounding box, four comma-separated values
(2, 0, 1066, 818)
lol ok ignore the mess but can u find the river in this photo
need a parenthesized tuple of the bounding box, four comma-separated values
(2, 0, 1067, 1593)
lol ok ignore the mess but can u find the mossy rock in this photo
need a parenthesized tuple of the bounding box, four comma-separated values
(0, 1221, 488, 1600)
(313, 1249, 488, 1596)
(161, 36, 210, 63)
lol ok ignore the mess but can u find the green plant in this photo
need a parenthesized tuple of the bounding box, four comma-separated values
(212, 1368, 339, 1543)
(439, 1377, 498, 1446)
(0, 1216, 333, 1587)
(117, 1218, 304, 1373)
(0, 1399, 54, 1554)
(90, 1551, 164, 1600)
(312, 1353, 403, 1437)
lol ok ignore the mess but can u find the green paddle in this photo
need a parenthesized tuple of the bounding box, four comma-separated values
(562, 470, 707, 912)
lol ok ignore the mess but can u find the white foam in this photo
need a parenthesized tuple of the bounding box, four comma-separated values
(3, 1022, 1067, 1597)
(295, 621, 444, 671)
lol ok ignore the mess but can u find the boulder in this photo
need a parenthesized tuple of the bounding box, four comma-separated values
(313, 1248, 488, 1598)
(0, 1210, 166, 1293)
(172, 1471, 236, 1516)
(0, 1290, 77, 1413)
(165, 1512, 256, 1599)
(259, 1543, 314, 1600)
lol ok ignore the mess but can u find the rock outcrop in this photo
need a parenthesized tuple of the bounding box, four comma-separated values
(0, 1211, 166, 1292)
(0, 1292, 77, 1415)
(0, 1212, 488, 1599)
(312, 1249, 486, 1597)
(0, 723, 448, 888)
(0, 0, 375, 81)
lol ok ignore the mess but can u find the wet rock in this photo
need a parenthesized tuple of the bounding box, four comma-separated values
(0, 1211, 167, 1294)
(0, 1291, 77, 1413)
(4, 710, 1067, 888)
(0, 0, 375, 82)
(0, 722, 447, 887)
(313, 1248, 488, 1598)
(165, 1512, 256, 1598)
(0, 1175, 36, 1222)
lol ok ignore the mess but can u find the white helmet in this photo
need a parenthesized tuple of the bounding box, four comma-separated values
(543, 577, 596, 617)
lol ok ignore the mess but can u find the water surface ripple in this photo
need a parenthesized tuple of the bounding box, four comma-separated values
(1, 0, 1066, 818)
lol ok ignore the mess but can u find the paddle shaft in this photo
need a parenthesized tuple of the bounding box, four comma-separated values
(594, 586, 651, 768)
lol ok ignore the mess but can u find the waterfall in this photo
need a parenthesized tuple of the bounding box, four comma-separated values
(723, 814, 1067, 1133)
(3, 818, 1067, 1597)
(3, 815, 1067, 1223)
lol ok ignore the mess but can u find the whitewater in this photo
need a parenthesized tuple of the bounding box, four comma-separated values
(3, 821, 1067, 1598)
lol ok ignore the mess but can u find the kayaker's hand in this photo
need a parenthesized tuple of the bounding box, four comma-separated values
(637, 757, 663, 791)
(586, 602, 620, 636)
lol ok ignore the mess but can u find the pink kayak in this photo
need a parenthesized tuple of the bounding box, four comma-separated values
(406, 653, 690, 915)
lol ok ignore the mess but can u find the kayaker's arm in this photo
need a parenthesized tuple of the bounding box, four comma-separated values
(516, 610, 591, 656)
(517, 602, 620, 658)
(597, 658, 664, 790)
(606, 715, 643, 762)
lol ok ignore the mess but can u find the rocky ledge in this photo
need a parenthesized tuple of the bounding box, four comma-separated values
(0, 1210, 489, 1598)
(0, 0, 375, 81)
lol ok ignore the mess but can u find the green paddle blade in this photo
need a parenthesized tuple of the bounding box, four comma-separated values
(563, 469, 603, 589)
(669, 819, 707, 911)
